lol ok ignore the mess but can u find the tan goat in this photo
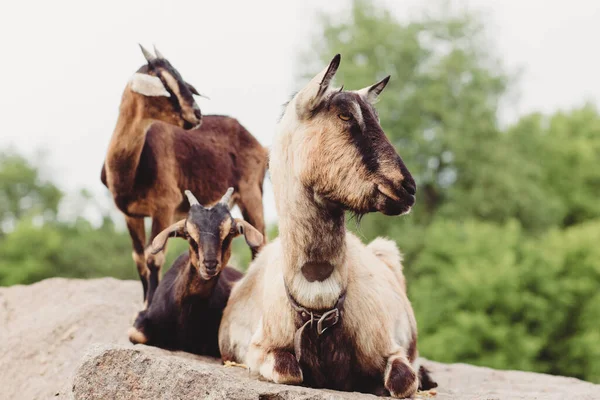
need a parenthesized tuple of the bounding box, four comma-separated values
(219, 55, 436, 397)
(101, 46, 268, 306)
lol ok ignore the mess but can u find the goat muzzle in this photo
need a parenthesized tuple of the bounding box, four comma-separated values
(202, 260, 219, 277)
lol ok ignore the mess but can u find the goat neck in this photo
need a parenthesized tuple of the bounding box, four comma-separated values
(276, 173, 349, 311)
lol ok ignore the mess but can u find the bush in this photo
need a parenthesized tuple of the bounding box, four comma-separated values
(409, 218, 600, 382)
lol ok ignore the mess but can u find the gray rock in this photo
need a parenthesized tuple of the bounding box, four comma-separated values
(71, 344, 600, 400)
(1, 278, 599, 399)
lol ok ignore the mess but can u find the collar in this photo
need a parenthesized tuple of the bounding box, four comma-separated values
(284, 281, 346, 336)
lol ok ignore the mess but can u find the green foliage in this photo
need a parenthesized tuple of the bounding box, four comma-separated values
(305, 0, 600, 382)
(409, 219, 600, 381)
(506, 105, 600, 227)
(0, 151, 62, 232)
(0, 217, 133, 285)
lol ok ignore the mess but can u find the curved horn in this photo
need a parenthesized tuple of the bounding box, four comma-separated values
(184, 190, 200, 207)
(153, 45, 166, 59)
(139, 44, 156, 63)
(219, 187, 234, 208)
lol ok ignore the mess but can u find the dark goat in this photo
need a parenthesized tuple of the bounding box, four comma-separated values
(101, 45, 268, 306)
(128, 188, 263, 357)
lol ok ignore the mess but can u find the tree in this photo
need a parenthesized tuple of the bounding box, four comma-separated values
(506, 104, 600, 227)
(0, 151, 62, 234)
(408, 218, 600, 382)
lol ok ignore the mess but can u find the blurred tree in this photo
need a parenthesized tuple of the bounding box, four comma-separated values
(506, 104, 600, 227)
(0, 151, 62, 233)
(0, 217, 134, 285)
(409, 218, 600, 382)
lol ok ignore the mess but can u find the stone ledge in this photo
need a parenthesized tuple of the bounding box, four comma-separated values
(72, 344, 600, 400)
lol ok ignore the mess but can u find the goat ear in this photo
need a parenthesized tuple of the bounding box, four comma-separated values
(356, 75, 390, 104)
(234, 218, 264, 249)
(130, 73, 171, 97)
(151, 219, 186, 254)
(297, 54, 341, 112)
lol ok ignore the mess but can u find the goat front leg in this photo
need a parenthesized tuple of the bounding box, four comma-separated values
(246, 325, 303, 385)
(145, 210, 173, 306)
(384, 351, 419, 398)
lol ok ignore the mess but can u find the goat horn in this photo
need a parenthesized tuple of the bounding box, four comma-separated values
(219, 187, 234, 208)
(153, 45, 166, 59)
(184, 190, 200, 207)
(139, 44, 156, 63)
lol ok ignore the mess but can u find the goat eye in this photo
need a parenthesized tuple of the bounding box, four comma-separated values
(338, 114, 352, 122)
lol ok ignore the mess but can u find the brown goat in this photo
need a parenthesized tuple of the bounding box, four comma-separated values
(101, 45, 268, 305)
(128, 188, 263, 357)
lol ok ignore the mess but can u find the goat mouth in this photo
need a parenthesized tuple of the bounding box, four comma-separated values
(376, 185, 414, 216)
(377, 184, 400, 201)
(201, 270, 219, 279)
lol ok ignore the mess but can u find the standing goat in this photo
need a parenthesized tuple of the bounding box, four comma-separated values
(219, 55, 436, 397)
(128, 188, 263, 356)
(101, 45, 268, 306)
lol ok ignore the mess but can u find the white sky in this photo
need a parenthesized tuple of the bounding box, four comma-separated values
(1, 0, 599, 225)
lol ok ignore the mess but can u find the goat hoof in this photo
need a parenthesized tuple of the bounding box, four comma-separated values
(385, 358, 418, 398)
(269, 350, 303, 385)
(128, 326, 148, 344)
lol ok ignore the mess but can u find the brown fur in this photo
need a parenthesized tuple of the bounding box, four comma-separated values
(102, 60, 267, 305)
(301, 261, 335, 282)
(129, 189, 260, 356)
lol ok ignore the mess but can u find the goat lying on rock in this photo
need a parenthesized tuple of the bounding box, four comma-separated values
(129, 188, 263, 357)
(219, 55, 436, 397)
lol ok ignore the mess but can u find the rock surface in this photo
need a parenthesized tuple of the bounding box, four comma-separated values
(1, 278, 599, 399)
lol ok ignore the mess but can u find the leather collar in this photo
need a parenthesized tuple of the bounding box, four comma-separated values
(284, 281, 346, 336)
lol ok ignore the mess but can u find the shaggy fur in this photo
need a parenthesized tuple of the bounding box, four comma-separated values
(219, 55, 435, 397)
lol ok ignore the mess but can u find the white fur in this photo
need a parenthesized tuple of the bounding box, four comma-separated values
(129, 73, 170, 97)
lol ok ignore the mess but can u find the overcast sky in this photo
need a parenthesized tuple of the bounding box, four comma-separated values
(1, 0, 599, 224)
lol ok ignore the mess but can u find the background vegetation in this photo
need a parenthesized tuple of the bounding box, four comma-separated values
(1, 0, 598, 383)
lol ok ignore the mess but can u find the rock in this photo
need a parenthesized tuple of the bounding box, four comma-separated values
(0, 277, 141, 399)
(71, 344, 600, 400)
(1, 278, 599, 399)
(73, 344, 377, 400)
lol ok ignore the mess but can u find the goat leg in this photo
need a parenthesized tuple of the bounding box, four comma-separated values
(247, 338, 303, 385)
(384, 352, 419, 398)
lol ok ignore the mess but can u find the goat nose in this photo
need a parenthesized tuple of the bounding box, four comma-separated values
(402, 179, 417, 196)
(203, 260, 218, 271)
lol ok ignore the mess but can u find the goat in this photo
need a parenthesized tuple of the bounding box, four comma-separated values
(128, 188, 263, 357)
(101, 45, 268, 306)
(218, 55, 436, 397)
